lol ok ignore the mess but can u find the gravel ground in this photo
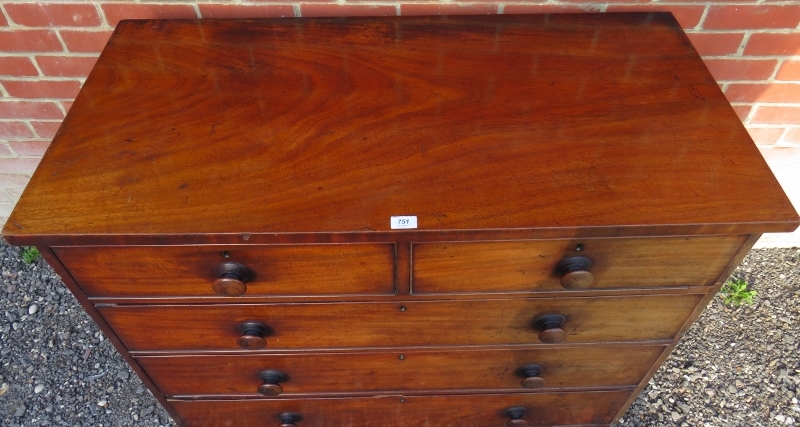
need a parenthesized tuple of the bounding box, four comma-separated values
(1, 239, 798, 426)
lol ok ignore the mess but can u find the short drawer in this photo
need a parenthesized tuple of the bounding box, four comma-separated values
(99, 293, 703, 352)
(170, 390, 631, 426)
(412, 235, 745, 293)
(54, 244, 395, 298)
(139, 344, 664, 397)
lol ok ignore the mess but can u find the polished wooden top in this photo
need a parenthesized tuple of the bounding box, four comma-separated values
(4, 13, 797, 243)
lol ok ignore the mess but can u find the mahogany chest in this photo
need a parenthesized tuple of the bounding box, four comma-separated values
(4, 13, 798, 427)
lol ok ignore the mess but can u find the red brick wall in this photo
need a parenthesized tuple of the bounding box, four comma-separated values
(1, 1, 799, 225)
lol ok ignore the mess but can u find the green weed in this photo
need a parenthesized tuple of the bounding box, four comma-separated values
(21, 247, 41, 265)
(720, 277, 757, 306)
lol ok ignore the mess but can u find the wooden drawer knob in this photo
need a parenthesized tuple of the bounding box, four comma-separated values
(237, 321, 271, 350)
(213, 262, 253, 296)
(556, 256, 593, 289)
(278, 412, 302, 427)
(516, 364, 545, 389)
(533, 314, 567, 343)
(258, 370, 287, 396)
(504, 406, 527, 427)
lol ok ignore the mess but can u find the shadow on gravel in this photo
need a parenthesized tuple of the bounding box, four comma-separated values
(0, 238, 798, 426)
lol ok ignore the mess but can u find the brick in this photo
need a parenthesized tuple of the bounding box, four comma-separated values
(0, 56, 39, 77)
(300, 4, 396, 17)
(660, 0, 759, 2)
(59, 30, 113, 53)
(198, 5, 295, 18)
(0, 122, 34, 139)
(751, 107, 800, 125)
(0, 101, 63, 119)
(101, 4, 198, 28)
(0, 204, 14, 219)
(401, 4, 497, 16)
(759, 146, 800, 167)
(0, 30, 62, 52)
(31, 120, 62, 139)
(703, 59, 777, 82)
(0, 173, 33, 192)
(0, 10, 7, 26)
(746, 127, 785, 145)
(61, 101, 73, 113)
(2, 80, 82, 99)
(503, 5, 600, 14)
(4, 3, 101, 27)
(703, 5, 800, 30)
(605, 5, 706, 29)
(35, 56, 98, 78)
(478, 0, 603, 4)
(248, 0, 327, 3)
(0, 157, 41, 173)
(4, 189, 21, 203)
(732, 105, 751, 122)
(783, 128, 800, 144)
(725, 83, 800, 103)
(8, 140, 50, 157)
(745, 34, 800, 56)
(685, 32, 744, 56)
(0, 142, 13, 157)
(776, 61, 800, 81)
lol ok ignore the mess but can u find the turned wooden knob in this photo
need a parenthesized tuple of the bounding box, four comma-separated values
(258, 370, 287, 396)
(504, 406, 527, 427)
(212, 262, 253, 296)
(237, 321, 270, 349)
(516, 364, 545, 389)
(278, 412, 302, 427)
(556, 256, 593, 289)
(533, 314, 567, 343)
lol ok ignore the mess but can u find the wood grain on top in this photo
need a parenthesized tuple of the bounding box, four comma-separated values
(4, 13, 797, 241)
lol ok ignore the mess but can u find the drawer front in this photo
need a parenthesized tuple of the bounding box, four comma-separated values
(99, 294, 703, 351)
(139, 344, 664, 397)
(54, 244, 395, 298)
(170, 390, 631, 426)
(413, 236, 744, 293)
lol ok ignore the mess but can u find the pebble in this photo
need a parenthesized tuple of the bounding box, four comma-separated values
(34, 384, 44, 393)
(13, 404, 26, 417)
(28, 304, 37, 315)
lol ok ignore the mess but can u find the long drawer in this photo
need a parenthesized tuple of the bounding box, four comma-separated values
(139, 344, 665, 397)
(54, 244, 396, 298)
(170, 390, 632, 426)
(412, 236, 745, 293)
(99, 294, 704, 352)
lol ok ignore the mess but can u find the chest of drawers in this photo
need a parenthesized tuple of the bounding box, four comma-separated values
(4, 13, 798, 427)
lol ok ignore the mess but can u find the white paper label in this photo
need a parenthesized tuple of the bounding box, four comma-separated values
(390, 216, 418, 229)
